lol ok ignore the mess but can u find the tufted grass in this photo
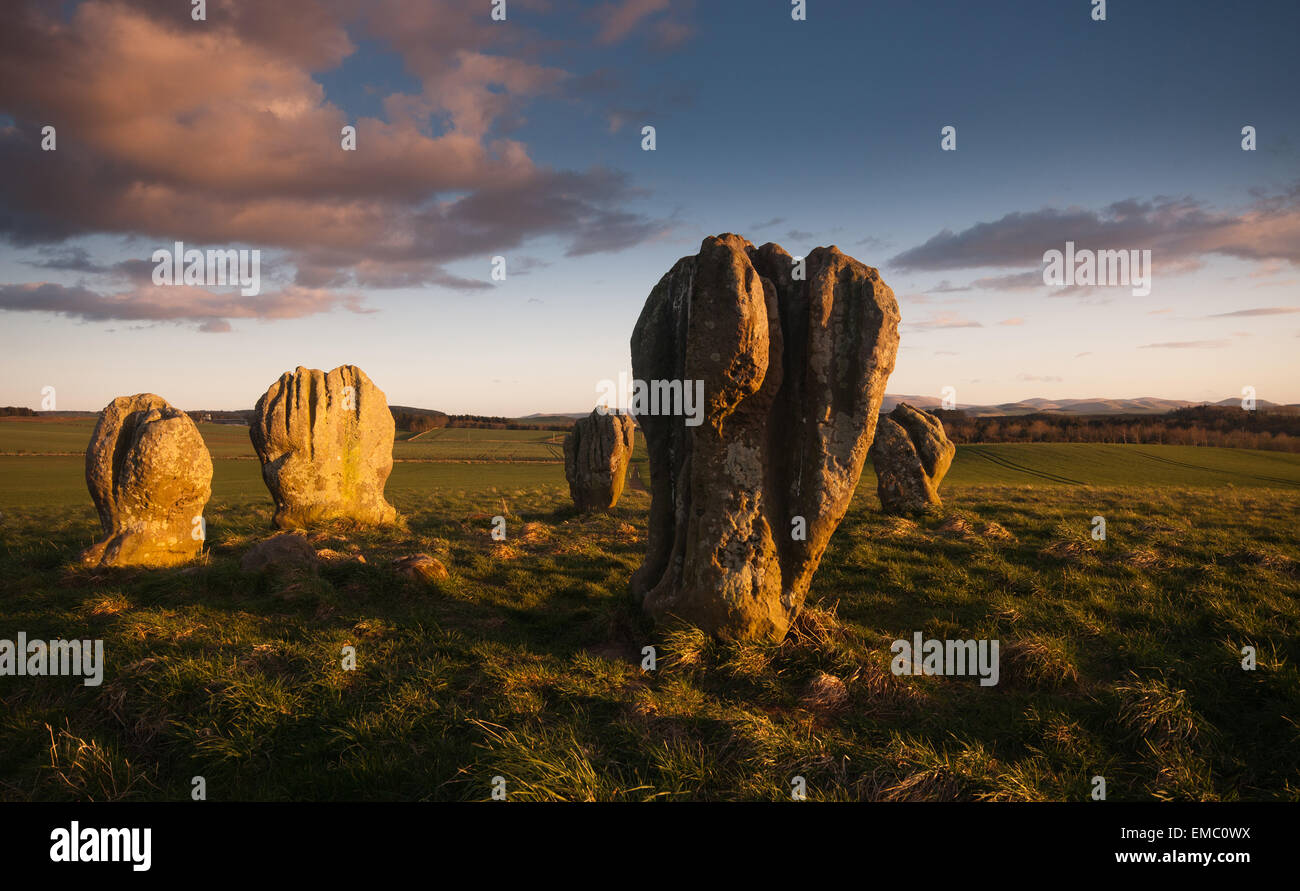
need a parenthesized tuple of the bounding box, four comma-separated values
(0, 433, 1297, 801)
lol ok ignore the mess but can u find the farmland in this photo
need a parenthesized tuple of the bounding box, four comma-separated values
(0, 418, 1297, 801)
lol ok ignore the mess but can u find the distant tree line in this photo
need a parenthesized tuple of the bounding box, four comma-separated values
(172, 407, 573, 434)
(933, 405, 1300, 453)
(0, 406, 37, 417)
(185, 410, 253, 424)
(392, 410, 449, 433)
(440, 414, 571, 432)
(389, 409, 570, 432)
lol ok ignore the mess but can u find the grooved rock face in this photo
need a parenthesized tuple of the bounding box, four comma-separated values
(249, 365, 397, 529)
(82, 394, 213, 568)
(630, 234, 900, 642)
(563, 409, 636, 512)
(869, 402, 956, 514)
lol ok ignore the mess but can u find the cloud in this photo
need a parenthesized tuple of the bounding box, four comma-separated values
(649, 17, 695, 51)
(567, 67, 696, 133)
(23, 246, 111, 273)
(0, 281, 369, 331)
(907, 312, 983, 330)
(592, 0, 693, 48)
(1247, 260, 1288, 278)
(749, 217, 785, 231)
(352, 260, 493, 291)
(1206, 307, 1299, 318)
(0, 0, 670, 304)
(1138, 340, 1230, 349)
(594, 0, 671, 43)
(1017, 373, 1062, 382)
(890, 189, 1300, 273)
(998, 317, 1025, 326)
(967, 271, 1046, 291)
(509, 256, 553, 276)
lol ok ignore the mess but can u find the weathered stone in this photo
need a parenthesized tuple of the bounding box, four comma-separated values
(316, 548, 366, 565)
(249, 365, 398, 529)
(870, 402, 955, 514)
(240, 533, 320, 574)
(630, 234, 900, 642)
(82, 394, 212, 568)
(563, 409, 636, 512)
(392, 553, 448, 582)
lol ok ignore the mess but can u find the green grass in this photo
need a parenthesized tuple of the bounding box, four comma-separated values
(397, 427, 571, 462)
(0, 419, 105, 455)
(0, 419, 1297, 801)
(952, 443, 1300, 489)
(0, 419, 255, 459)
(0, 418, 614, 464)
(5, 418, 1298, 489)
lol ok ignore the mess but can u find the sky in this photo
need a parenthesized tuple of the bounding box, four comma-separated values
(0, 0, 1297, 414)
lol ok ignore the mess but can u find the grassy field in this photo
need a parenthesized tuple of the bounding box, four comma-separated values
(0, 418, 580, 463)
(0, 418, 1297, 801)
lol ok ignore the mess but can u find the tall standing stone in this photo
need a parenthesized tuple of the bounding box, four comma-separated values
(630, 234, 900, 642)
(249, 365, 398, 529)
(82, 394, 213, 568)
(869, 402, 955, 514)
(563, 409, 636, 512)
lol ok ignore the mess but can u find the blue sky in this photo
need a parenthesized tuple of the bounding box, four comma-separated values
(1, 0, 1297, 413)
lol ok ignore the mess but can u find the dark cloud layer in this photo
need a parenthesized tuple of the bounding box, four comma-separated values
(0, 281, 371, 332)
(891, 191, 1300, 273)
(0, 0, 677, 328)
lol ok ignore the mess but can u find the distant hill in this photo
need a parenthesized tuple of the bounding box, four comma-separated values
(15, 396, 1295, 423)
(519, 412, 588, 421)
(880, 395, 1286, 417)
(390, 405, 450, 420)
(524, 396, 1292, 419)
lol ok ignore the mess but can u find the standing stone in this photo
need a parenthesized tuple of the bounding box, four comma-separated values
(82, 394, 212, 568)
(249, 365, 397, 529)
(870, 402, 956, 515)
(563, 409, 636, 512)
(630, 234, 900, 642)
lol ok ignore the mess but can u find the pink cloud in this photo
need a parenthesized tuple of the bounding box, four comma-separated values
(0, 281, 370, 331)
(594, 0, 672, 45)
(0, 0, 671, 324)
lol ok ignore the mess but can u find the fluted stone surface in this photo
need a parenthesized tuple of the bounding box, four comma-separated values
(563, 409, 636, 512)
(250, 365, 397, 529)
(629, 234, 900, 641)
